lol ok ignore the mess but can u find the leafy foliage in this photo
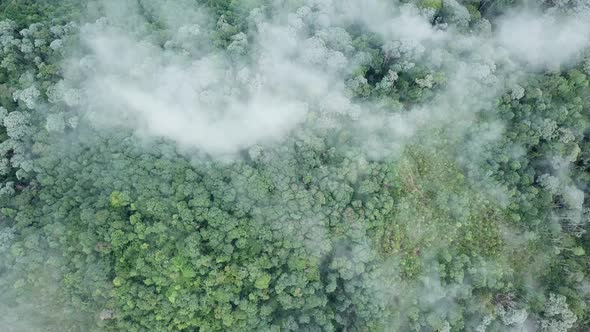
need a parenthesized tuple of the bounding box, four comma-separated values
(1, 0, 590, 331)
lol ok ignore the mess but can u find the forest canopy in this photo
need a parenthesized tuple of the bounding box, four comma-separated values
(1, 0, 590, 331)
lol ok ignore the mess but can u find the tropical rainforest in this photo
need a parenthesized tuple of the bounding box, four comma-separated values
(1, 0, 590, 331)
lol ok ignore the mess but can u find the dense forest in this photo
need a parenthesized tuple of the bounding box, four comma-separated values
(1, 0, 590, 331)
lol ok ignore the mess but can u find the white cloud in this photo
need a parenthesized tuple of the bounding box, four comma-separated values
(497, 11, 590, 68)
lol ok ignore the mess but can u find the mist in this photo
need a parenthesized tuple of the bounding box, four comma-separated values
(65, 0, 590, 160)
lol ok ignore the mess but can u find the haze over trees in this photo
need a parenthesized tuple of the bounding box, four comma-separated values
(1, 0, 590, 331)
